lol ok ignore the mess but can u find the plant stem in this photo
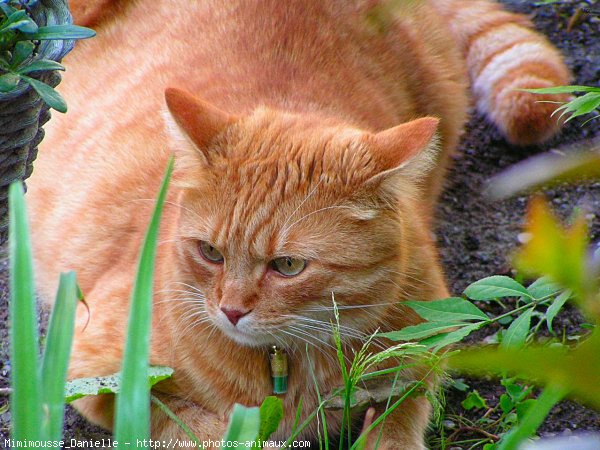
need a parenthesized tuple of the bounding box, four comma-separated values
(485, 292, 558, 326)
(151, 395, 203, 448)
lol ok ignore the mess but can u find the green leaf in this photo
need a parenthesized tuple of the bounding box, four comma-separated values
(464, 276, 532, 301)
(499, 394, 514, 414)
(419, 323, 482, 351)
(65, 373, 123, 403)
(10, 40, 34, 68)
(378, 321, 461, 341)
(404, 297, 488, 322)
(526, 277, 562, 301)
(450, 378, 469, 392)
(461, 390, 488, 411)
(9, 182, 42, 441)
(554, 92, 600, 122)
(515, 399, 537, 422)
(22, 24, 96, 40)
(40, 272, 79, 440)
(65, 366, 173, 403)
(0, 10, 36, 34)
(0, 72, 20, 92)
(20, 74, 67, 112)
(114, 158, 173, 447)
(546, 291, 571, 333)
(223, 404, 260, 445)
(258, 396, 284, 442)
(17, 59, 65, 74)
(14, 19, 37, 34)
(147, 365, 174, 386)
(501, 308, 533, 349)
(0, 3, 16, 16)
(520, 85, 600, 95)
(502, 379, 530, 403)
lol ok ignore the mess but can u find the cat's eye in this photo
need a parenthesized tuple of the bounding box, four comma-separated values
(271, 257, 306, 277)
(199, 241, 224, 263)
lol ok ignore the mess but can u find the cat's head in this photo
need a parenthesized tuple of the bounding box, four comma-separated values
(163, 88, 439, 348)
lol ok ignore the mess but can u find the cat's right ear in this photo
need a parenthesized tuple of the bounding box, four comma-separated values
(164, 87, 237, 167)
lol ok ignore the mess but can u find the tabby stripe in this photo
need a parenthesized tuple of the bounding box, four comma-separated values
(473, 43, 563, 113)
(467, 24, 540, 77)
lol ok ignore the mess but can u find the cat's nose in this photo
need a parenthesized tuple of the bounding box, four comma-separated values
(220, 307, 250, 326)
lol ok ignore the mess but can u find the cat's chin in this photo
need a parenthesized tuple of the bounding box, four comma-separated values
(218, 325, 278, 348)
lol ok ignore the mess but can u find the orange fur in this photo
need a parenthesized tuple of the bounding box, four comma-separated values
(28, 0, 568, 448)
(436, 0, 571, 145)
(68, 0, 125, 27)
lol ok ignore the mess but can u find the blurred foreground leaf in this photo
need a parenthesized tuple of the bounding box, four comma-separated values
(258, 397, 283, 442)
(9, 182, 41, 440)
(487, 149, 600, 199)
(114, 157, 173, 446)
(449, 329, 600, 410)
(223, 404, 260, 445)
(513, 197, 597, 318)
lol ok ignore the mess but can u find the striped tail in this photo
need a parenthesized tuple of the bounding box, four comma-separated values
(436, 0, 571, 146)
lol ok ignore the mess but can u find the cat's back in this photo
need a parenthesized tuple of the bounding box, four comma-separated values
(28, 0, 466, 299)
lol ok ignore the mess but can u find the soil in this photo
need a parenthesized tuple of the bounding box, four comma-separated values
(0, 0, 599, 448)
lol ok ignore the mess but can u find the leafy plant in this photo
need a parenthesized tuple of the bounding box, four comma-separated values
(446, 200, 600, 449)
(0, 0, 95, 112)
(378, 274, 572, 354)
(8, 158, 175, 444)
(8, 181, 79, 442)
(522, 85, 600, 126)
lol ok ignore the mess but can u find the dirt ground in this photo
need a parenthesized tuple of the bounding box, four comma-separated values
(0, 0, 599, 448)
(433, 0, 600, 445)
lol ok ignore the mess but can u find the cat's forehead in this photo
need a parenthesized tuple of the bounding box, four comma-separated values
(212, 111, 377, 187)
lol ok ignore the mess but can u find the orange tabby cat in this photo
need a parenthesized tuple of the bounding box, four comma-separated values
(28, 0, 569, 448)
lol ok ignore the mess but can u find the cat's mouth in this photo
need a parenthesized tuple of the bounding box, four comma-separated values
(213, 311, 281, 347)
(211, 308, 336, 349)
(220, 326, 277, 347)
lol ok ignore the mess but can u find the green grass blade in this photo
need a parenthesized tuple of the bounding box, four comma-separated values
(40, 271, 79, 440)
(150, 396, 203, 448)
(9, 181, 42, 440)
(306, 347, 329, 450)
(114, 157, 174, 445)
(520, 85, 600, 95)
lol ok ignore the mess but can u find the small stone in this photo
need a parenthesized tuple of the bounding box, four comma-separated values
(518, 232, 533, 244)
(443, 420, 456, 429)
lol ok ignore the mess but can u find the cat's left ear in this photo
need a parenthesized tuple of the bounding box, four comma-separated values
(366, 117, 440, 180)
(164, 87, 237, 167)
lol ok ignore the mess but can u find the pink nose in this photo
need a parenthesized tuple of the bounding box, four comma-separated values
(220, 307, 250, 326)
